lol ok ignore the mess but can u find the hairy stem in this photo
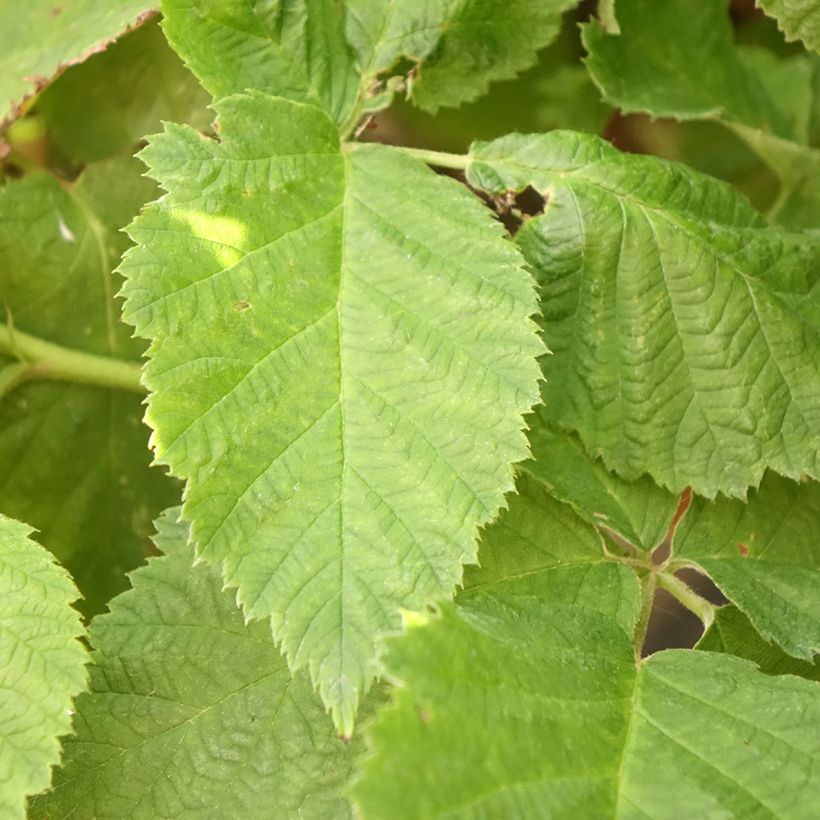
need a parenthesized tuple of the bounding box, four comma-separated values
(0, 321, 143, 394)
(633, 571, 657, 662)
(657, 572, 715, 631)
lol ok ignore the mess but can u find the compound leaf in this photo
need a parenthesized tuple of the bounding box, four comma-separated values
(345, 0, 579, 113)
(0, 157, 180, 617)
(354, 593, 820, 817)
(31, 510, 368, 820)
(0, 0, 153, 125)
(467, 130, 820, 498)
(759, 0, 820, 52)
(119, 92, 542, 734)
(161, 0, 360, 127)
(0, 514, 87, 819)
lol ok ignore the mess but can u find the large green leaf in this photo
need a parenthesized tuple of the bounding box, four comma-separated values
(35, 18, 211, 165)
(354, 593, 820, 817)
(119, 92, 542, 734)
(466, 130, 820, 498)
(31, 510, 368, 819)
(699, 605, 820, 680)
(675, 474, 820, 659)
(0, 1, 153, 126)
(0, 513, 87, 819)
(759, 0, 820, 52)
(345, 0, 579, 113)
(0, 157, 180, 617)
(161, 0, 360, 127)
(582, 0, 820, 228)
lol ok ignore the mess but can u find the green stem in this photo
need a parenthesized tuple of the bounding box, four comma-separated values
(0, 322, 143, 394)
(0, 362, 31, 399)
(633, 571, 657, 662)
(657, 572, 715, 631)
(397, 146, 471, 171)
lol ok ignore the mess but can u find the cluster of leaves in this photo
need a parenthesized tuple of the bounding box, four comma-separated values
(1, 1, 818, 817)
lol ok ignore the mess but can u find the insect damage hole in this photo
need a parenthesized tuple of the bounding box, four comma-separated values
(492, 185, 547, 235)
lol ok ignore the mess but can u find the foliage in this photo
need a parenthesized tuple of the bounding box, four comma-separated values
(0, 1, 818, 817)
(0, 514, 87, 819)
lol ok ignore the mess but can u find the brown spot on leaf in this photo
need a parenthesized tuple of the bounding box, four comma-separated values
(50, 6, 63, 17)
(737, 542, 750, 557)
(234, 300, 252, 312)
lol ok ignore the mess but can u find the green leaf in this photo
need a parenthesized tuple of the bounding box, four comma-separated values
(463, 470, 641, 635)
(160, 0, 360, 127)
(119, 92, 543, 734)
(675, 474, 820, 660)
(524, 410, 819, 663)
(699, 605, 820, 680)
(345, 0, 580, 113)
(35, 18, 211, 165)
(0, 157, 180, 617)
(466, 130, 820, 498)
(524, 409, 672, 548)
(583, 0, 783, 128)
(582, 0, 820, 228)
(0, 1, 153, 126)
(380, 20, 611, 154)
(0, 513, 87, 819)
(759, 0, 820, 52)
(31, 509, 368, 819)
(354, 593, 820, 817)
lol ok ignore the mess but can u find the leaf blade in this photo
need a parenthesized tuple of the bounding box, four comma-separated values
(0, 514, 87, 819)
(467, 130, 820, 497)
(30, 509, 369, 819)
(0, 0, 153, 125)
(0, 158, 180, 617)
(119, 92, 543, 733)
(354, 593, 820, 817)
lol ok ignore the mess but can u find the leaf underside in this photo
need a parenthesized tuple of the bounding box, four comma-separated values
(0, 158, 180, 617)
(119, 92, 542, 733)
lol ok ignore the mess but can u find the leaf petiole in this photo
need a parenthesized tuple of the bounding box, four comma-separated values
(393, 146, 471, 171)
(656, 572, 715, 631)
(0, 321, 143, 394)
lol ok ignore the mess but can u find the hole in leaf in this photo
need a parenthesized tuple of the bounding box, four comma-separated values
(642, 587, 705, 656)
(514, 185, 546, 218)
(486, 185, 547, 235)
